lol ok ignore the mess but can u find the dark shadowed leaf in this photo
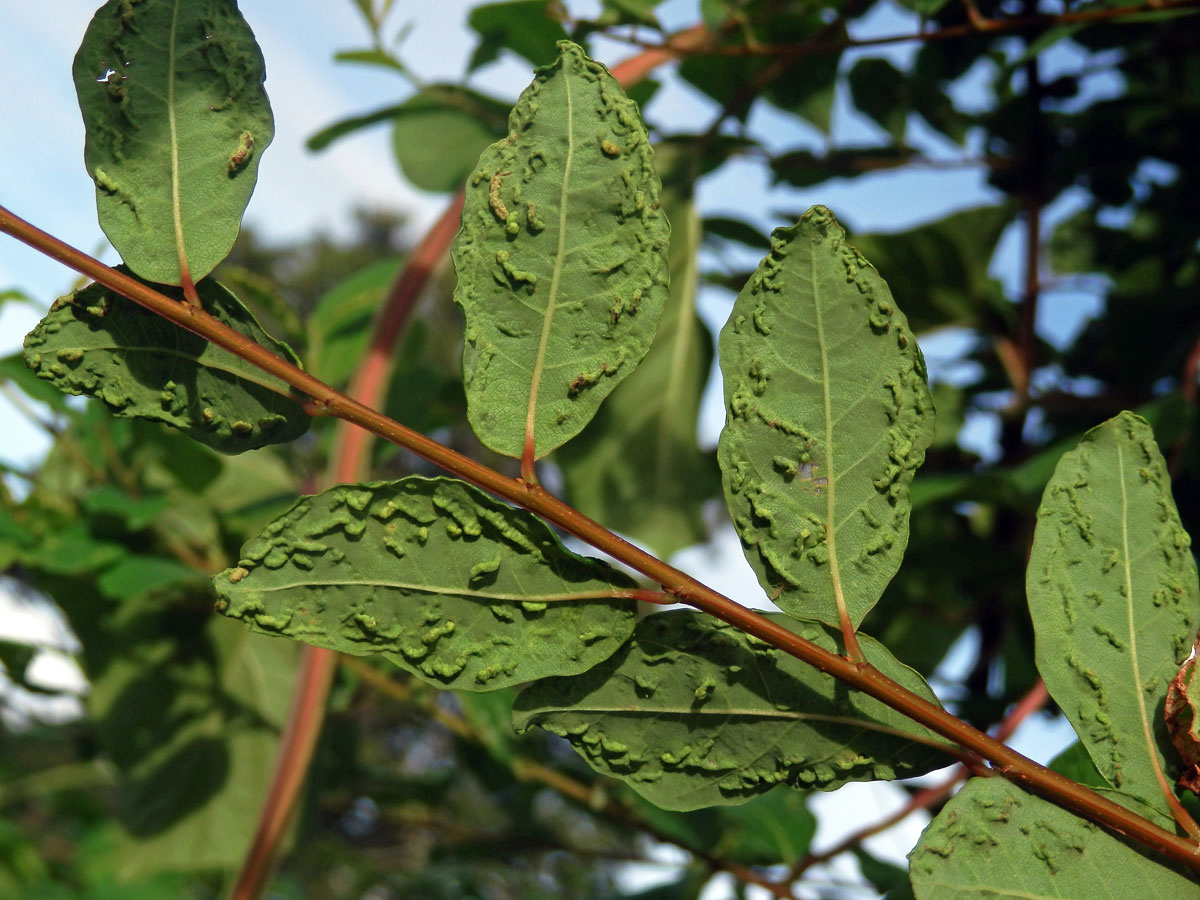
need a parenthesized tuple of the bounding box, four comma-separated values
(23, 275, 309, 453)
(468, 0, 569, 71)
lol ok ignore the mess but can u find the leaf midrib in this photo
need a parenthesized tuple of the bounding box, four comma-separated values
(810, 240, 850, 624)
(167, 0, 188, 282)
(1120, 440, 1175, 806)
(522, 63, 576, 457)
(246, 578, 623, 605)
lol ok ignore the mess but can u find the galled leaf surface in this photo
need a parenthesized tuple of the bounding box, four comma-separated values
(557, 149, 717, 558)
(909, 778, 1200, 899)
(513, 610, 949, 810)
(451, 41, 670, 459)
(1027, 412, 1200, 814)
(718, 206, 934, 628)
(214, 476, 637, 690)
(72, 0, 273, 284)
(23, 275, 309, 453)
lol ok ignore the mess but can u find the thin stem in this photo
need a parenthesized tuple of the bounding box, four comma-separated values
(790, 679, 1050, 879)
(342, 657, 798, 899)
(614, 0, 1200, 59)
(4, 205, 1198, 872)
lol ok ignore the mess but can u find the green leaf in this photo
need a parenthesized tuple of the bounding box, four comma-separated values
(391, 86, 511, 193)
(82, 485, 169, 531)
(717, 206, 935, 629)
(850, 205, 1015, 334)
(451, 41, 670, 459)
(0, 352, 73, 413)
(72, 0, 273, 285)
(848, 58, 909, 144)
(556, 149, 717, 558)
(909, 778, 1200, 899)
(894, 0, 952, 14)
(467, 0, 569, 72)
(214, 476, 637, 691)
(513, 610, 950, 810)
(88, 615, 297, 876)
(1048, 741, 1108, 790)
(630, 787, 816, 866)
(23, 274, 310, 454)
(1027, 412, 1200, 813)
(306, 102, 406, 152)
(306, 258, 404, 387)
(96, 555, 202, 601)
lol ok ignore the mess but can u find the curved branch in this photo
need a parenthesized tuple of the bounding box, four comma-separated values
(4, 204, 1199, 874)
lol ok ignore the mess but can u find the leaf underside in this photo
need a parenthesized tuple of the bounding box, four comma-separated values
(718, 205, 935, 629)
(72, 0, 273, 284)
(22, 275, 309, 454)
(214, 476, 638, 691)
(451, 40, 670, 459)
(557, 147, 717, 558)
(909, 778, 1200, 899)
(1027, 411, 1200, 814)
(513, 610, 948, 810)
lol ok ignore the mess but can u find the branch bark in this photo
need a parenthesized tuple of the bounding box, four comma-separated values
(3, 204, 1198, 874)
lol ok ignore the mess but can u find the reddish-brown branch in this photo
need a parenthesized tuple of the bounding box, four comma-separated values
(4, 205, 1199, 873)
(617, 0, 1200, 59)
(223, 30, 719, 899)
(789, 679, 1050, 881)
(328, 192, 465, 484)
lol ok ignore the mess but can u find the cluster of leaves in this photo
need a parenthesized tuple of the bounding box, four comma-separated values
(2, 1, 1200, 899)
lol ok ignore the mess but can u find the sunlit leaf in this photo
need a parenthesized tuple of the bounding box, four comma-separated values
(23, 274, 309, 454)
(215, 476, 637, 691)
(1027, 412, 1200, 815)
(72, 0, 273, 284)
(718, 206, 935, 628)
(909, 778, 1200, 899)
(557, 148, 716, 557)
(514, 610, 949, 810)
(451, 41, 670, 459)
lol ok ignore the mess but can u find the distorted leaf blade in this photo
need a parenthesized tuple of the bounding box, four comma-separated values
(1027, 412, 1200, 815)
(72, 0, 273, 284)
(513, 610, 949, 810)
(557, 147, 717, 557)
(718, 206, 935, 628)
(909, 778, 1200, 899)
(451, 41, 670, 459)
(23, 275, 309, 454)
(215, 476, 637, 691)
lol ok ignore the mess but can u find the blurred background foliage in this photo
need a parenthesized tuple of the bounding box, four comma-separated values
(1, 0, 1198, 897)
